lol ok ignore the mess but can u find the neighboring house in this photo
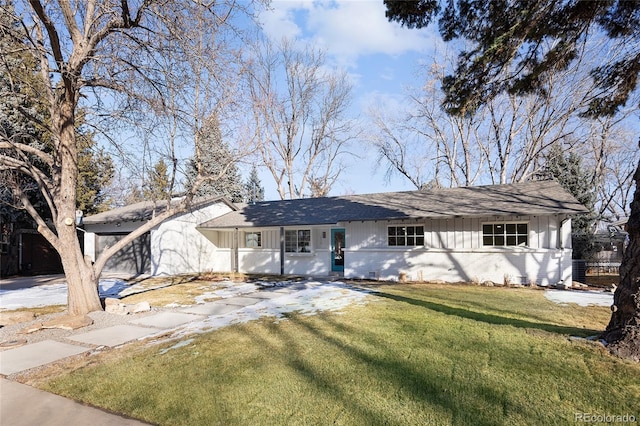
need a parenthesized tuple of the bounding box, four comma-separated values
(581, 217, 629, 279)
(82, 197, 235, 276)
(196, 180, 588, 286)
(0, 214, 64, 277)
(593, 218, 628, 263)
(0, 227, 64, 277)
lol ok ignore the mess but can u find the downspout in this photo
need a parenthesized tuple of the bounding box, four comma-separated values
(280, 226, 285, 275)
(233, 228, 239, 273)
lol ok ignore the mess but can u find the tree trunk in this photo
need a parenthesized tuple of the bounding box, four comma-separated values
(62, 241, 102, 315)
(602, 159, 640, 361)
(55, 95, 103, 315)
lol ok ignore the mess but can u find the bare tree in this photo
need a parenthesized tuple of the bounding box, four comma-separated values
(589, 115, 640, 220)
(367, 101, 434, 189)
(0, 0, 256, 316)
(368, 42, 636, 195)
(366, 59, 487, 189)
(246, 37, 356, 199)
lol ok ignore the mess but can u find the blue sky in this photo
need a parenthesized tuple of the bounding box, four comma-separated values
(254, 0, 441, 200)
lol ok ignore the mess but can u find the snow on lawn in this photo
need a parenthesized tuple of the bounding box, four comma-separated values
(167, 281, 371, 340)
(194, 281, 261, 303)
(544, 289, 613, 307)
(0, 279, 129, 310)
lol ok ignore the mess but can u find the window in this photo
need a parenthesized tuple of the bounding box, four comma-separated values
(388, 225, 424, 247)
(285, 229, 311, 253)
(483, 223, 528, 246)
(245, 232, 262, 248)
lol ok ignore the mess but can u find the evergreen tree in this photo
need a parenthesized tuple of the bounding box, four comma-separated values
(243, 166, 265, 203)
(76, 131, 114, 214)
(1, 2, 113, 216)
(186, 114, 243, 202)
(0, 0, 49, 218)
(542, 144, 599, 260)
(144, 159, 171, 200)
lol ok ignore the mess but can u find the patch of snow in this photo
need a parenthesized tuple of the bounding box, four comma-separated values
(544, 289, 613, 307)
(159, 338, 194, 354)
(194, 282, 260, 303)
(0, 279, 129, 310)
(0, 283, 68, 310)
(98, 279, 130, 298)
(169, 281, 371, 340)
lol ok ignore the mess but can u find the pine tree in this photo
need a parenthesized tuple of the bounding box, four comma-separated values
(542, 144, 598, 260)
(144, 159, 171, 200)
(186, 114, 243, 202)
(1, 2, 113, 216)
(76, 131, 114, 214)
(243, 166, 265, 203)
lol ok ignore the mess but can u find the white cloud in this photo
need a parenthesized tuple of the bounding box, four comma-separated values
(259, 0, 437, 68)
(258, 1, 305, 41)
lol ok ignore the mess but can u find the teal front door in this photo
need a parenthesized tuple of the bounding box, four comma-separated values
(331, 229, 345, 272)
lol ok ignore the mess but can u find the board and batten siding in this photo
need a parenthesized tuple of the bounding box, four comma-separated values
(199, 214, 572, 286)
(204, 227, 334, 275)
(344, 216, 564, 250)
(342, 215, 572, 286)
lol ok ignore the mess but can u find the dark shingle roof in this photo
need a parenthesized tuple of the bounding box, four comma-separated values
(83, 196, 234, 225)
(197, 180, 588, 229)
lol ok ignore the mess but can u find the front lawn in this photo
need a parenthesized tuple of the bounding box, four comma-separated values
(33, 283, 640, 425)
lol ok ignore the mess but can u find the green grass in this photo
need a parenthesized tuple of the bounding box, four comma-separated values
(37, 283, 640, 425)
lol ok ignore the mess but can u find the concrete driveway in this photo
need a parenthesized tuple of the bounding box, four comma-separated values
(0, 274, 67, 291)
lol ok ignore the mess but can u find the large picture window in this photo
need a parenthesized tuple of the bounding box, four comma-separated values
(388, 225, 424, 247)
(285, 229, 311, 253)
(483, 223, 528, 246)
(245, 232, 262, 248)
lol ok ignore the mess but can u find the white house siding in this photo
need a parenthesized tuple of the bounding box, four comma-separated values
(342, 215, 573, 286)
(239, 249, 280, 273)
(345, 247, 572, 285)
(150, 203, 233, 275)
(199, 215, 573, 285)
(205, 227, 335, 276)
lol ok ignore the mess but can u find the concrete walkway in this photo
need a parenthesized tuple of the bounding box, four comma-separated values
(1, 378, 151, 425)
(0, 288, 283, 425)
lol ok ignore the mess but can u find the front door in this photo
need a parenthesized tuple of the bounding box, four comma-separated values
(331, 228, 345, 273)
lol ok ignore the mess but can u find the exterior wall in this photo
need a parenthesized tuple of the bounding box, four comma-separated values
(343, 215, 572, 286)
(205, 226, 334, 276)
(200, 214, 573, 286)
(344, 247, 572, 285)
(83, 202, 233, 276)
(150, 203, 233, 275)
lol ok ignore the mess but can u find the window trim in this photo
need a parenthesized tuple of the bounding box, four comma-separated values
(482, 222, 529, 247)
(285, 229, 312, 253)
(387, 225, 425, 247)
(245, 231, 262, 248)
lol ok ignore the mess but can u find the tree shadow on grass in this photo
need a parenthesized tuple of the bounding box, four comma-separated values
(372, 291, 602, 337)
(240, 313, 523, 425)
